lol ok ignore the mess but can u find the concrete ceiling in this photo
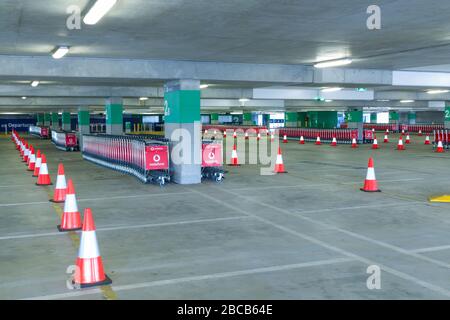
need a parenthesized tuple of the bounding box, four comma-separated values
(1, 0, 450, 113)
(1, 0, 450, 69)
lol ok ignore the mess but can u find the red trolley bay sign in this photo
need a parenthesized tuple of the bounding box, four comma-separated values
(202, 143, 222, 167)
(145, 145, 169, 170)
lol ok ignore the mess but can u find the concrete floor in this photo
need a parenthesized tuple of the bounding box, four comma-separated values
(1, 133, 450, 300)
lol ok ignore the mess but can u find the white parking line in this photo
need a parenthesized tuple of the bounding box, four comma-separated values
(23, 257, 355, 300)
(0, 216, 250, 241)
(411, 245, 450, 254)
(201, 188, 450, 298)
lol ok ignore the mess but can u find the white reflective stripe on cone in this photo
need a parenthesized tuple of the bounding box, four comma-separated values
(373, 139, 378, 144)
(29, 154, 36, 163)
(276, 154, 283, 165)
(366, 167, 376, 180)
(35, 158, 42, 168)
(39, 163, 49, 175)
(78, 231, 100, 259)
(55, 175, 67, 189)
(64, 194, 78, 213)
(231, 150, 237, 158)
(398, 140, 403, 145)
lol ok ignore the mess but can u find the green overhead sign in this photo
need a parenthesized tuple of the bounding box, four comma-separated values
(445, 106, 450, 121)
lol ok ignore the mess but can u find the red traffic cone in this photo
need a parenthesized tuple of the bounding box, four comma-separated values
(360, 157, 381, 192)
(26, 145, 33, 166)
(23, 143, 29, 163)
(283, 134, 288, 143)
(351, 138, 358, 148)
(27, 146, 36, 171)
(73, 208, 112, 288)
(33, 150, 42, 177)
(233, 131, 237, 139)
(330, 137, 337, 147)
(204, 129, 208, 136)
(315, 136, 321, 145)
(229, 144, 239, 166)
(418, 130, 423, 136)
(299, 136, 305, 144)
(58, 179, 81, 231)
(245, 131, 249, 140)
(223, 130, 227, 139)
(372, 128, 375, 132)
(36, 154, 52, 185)
(386, 129, 389, 135)
(397, 138, 405, 150)
(51, 164, 67, 203)
(372, 136, 379, 149)
(405, 134, 411, 144)
(436, 140, 445, 153)
(401, 129, 405, 134)
(270, 133, 274, 142)
(383, 134, 389, 143)
(257, 132, 261, 141)
(273, 147, 287, 173)
(424, 135, 430, 145)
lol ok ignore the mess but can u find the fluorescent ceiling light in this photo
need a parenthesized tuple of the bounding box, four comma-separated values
(314, 58, 352, 68)
(376, 99, 390, 102)
(52, 46, 69, 59)
(31, 81, 39, 87)
(356, 88, 367, 92)
(239, 98, 250, 102)
(427, 89, 449, 94)
(400, 100, 414, 103)
(83, 0, 117, 25)
(21, 96, 27, 100)
(321, 87, 342, 92)
(139, 97, 149, 101)
(199, 84, 209, 89)
(325, 99, 333, 102)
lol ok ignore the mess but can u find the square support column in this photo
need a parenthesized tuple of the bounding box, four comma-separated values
(51, 113, 59, 130)
(445, 106, 450, 129)
(62, 112, 71, 131)
(370, 112, 377, 124)
(408, 112, 416, 125)
(43, 113, 51, 127)
(105, 97, 123, 135)
(78, 108, 90, 149)
(36, 114, 44, 126)
(164, 79, 201, 184)
(210, 113, 219, 125)
(346, 109, 363, 141)
(284, 112, 298, 128)
(389, 111, 399, 130)
(243, 112, 253, 125)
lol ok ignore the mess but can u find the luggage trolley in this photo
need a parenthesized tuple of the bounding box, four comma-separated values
(143, 139, 171, 186)
(201, 139, 224, 182)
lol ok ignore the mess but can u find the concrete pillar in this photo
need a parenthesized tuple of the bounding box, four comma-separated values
(243, 112, 253, 125)
(389, 111, 399, 130)
(298, 112, 307, 127)
(445, 106, 450, 129)
(78, 108, 90, 149)
(43, 113, 51, 127)
(105, 97, 123, 135)
(408, 112, 416, 125)
(210, 113, 219, 125)
(284, 112, 298, 127)
(62, 112, 71, 131)
(36, 114, 44, 126)
(51, 112, 59, 130)
(370, 112, 377, 124)
(164, 79, 201, 184)
(346, 108, 363, 141)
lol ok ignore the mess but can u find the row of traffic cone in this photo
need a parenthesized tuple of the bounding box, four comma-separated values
(10, 130, 111, 288)
(229, 143, 287, 174)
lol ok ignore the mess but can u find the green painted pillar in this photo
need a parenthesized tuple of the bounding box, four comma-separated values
(389, 111, 399, 130)
(36, 114, 44, 126)
(210, 113, 219, 125)
(284, 112, 298, 127)
(51, 113, 59, 130)
(164, 79, 201, 184)
(243, 112, 253, 125)
(408, 112, 416, 125)
(370, 113, 377, 124)
(346, 109, 363, 141)
(77, 108, 90, 149)
(62, 112, 71, 131)
(297, 112, 307, 127)
(43, 113, 51, 127)
(105, 97, 123, 135)
(445, 106, 450, 129)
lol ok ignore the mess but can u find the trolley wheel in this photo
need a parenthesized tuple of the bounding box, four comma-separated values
(159, 177, 165, 187)
(215, 173, 224, 182)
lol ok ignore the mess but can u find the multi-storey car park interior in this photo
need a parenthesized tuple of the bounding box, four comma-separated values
(1, 0, 450, 302)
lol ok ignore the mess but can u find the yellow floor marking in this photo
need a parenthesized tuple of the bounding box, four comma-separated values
(45, 187, 117, 300)
(429, 195, 450, 203)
